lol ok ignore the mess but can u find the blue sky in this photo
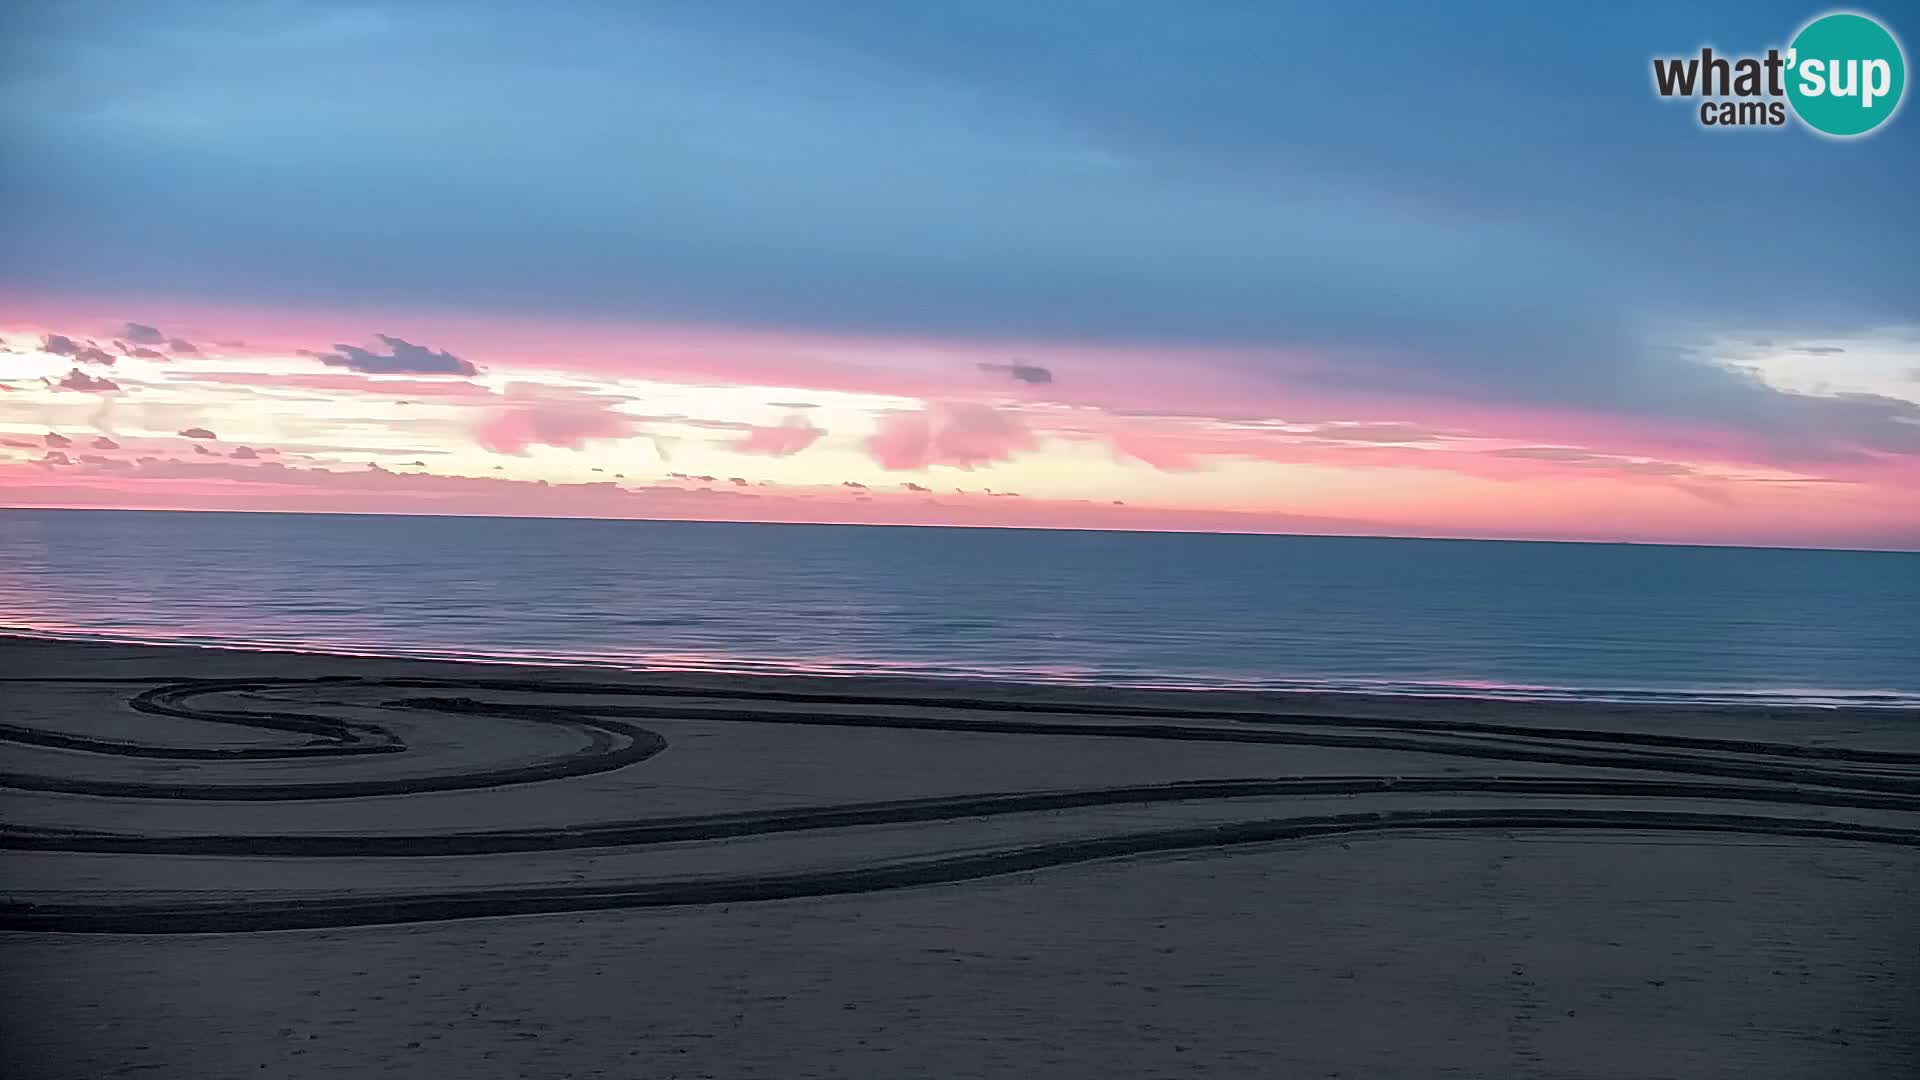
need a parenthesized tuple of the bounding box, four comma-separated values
(5, 2, 1913, 341)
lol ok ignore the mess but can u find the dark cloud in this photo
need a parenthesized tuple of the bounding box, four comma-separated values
(44, 335, 116, 365)
(125, 346, 166, 359)
(178, 427, 218, 440)
(123, 322, 165, 344)
(193, 444, 217, 456)
(903, 481, 931, 492)
(319, 334, 477, 376)
(93, 437, 119, 450)
(50, 369, 121, 393)
(1791, 346, 1846, 356)
(39, 451, 72, 467)
(44, 432, 72, 448)
(767, 401, 819, 409)
(230, 445, 259, 460)
(979, 361, 1053, 385)
(168, 338, 200, 355)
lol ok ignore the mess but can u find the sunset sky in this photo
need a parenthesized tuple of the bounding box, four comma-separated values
(3, 2, 1917, 549)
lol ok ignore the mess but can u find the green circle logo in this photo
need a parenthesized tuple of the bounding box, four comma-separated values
(1787, 12, 1906, 137)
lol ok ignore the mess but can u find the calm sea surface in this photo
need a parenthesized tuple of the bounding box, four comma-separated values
(1, 509, 1915, 705)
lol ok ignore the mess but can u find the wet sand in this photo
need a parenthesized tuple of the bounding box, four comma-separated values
(2, 635, 1916, 1078)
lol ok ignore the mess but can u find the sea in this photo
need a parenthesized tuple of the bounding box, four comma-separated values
(1, 508, 1915, 706)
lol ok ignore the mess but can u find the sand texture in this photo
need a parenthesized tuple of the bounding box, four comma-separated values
(2, 636, 1916, 1078)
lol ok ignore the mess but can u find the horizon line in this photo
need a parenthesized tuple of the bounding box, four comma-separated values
(4, 503, 1914, 557)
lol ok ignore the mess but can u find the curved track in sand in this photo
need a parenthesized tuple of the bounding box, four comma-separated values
(3, 675, 1917, 933)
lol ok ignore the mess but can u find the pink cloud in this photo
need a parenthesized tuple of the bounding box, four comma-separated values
(0, 457, 789, 522)
(866, 402, 1036, 471)
(14, 296, 1917, 474)
(3, 452, 1915, 549)
(1095, 414, 1772, 494)
(736, 415, 825, 457)
(45, 432, 73, 448)
(7, 297, 1919, 548)
(1110, 430, 1206, 472)
(178, 427, 218, 440)
(475, 385, 635, 454)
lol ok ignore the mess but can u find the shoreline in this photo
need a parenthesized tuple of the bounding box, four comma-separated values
(5, 629, 1916, 711)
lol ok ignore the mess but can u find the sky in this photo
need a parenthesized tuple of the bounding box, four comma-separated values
(2, 1, 1917, 549)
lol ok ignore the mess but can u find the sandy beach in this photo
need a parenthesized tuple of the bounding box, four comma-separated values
(2, 634, 1916, 1078)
